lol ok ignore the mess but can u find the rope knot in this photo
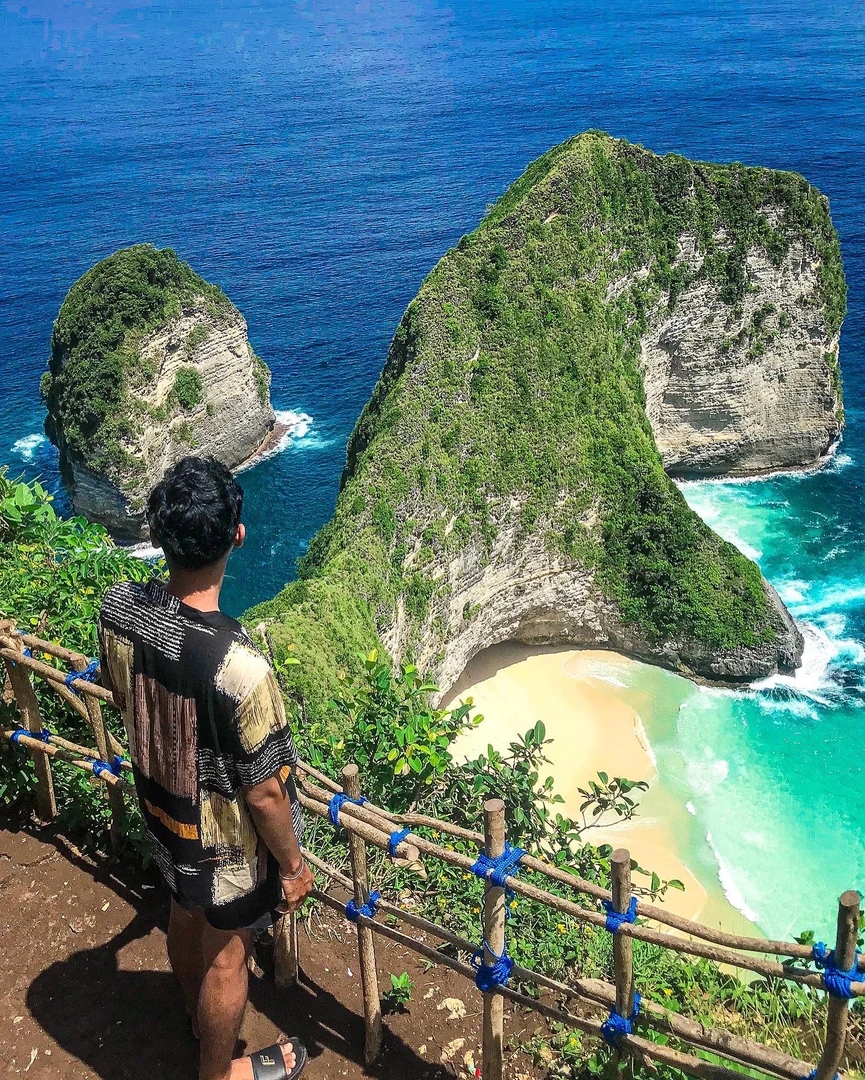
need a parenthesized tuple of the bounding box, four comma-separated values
(388, 827, 411, 858)
(602, 895, 638, 933)
(328, 792, 367, 828)
(92, 758, 122, 780)
(345, 890, 381, 923)
(470, 843, 526, 889)
(811, 945, 863, 999)
(600, 995, 641, 1046)
(471, 940, 514, 992)
(65, 659, 99, 692)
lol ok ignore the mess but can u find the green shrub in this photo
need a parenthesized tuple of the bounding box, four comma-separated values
(173, 366, 204, 410)
(0, 471, 159, 858)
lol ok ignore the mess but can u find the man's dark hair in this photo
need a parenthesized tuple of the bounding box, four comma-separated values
(146, 456, 243, 571)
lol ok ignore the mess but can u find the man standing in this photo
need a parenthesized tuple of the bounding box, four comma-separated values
(98, 456, 312, 1080)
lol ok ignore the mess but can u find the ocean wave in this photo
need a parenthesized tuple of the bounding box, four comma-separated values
(706, 831, 761, 924)
(237, 409, 319, 471)
(753, 621, 837, 700)
(11, 432, 48, 462)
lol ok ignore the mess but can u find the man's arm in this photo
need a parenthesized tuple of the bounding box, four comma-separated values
(244, 774, 313, 911)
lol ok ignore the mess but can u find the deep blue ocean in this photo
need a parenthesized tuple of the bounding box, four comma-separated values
(2, 0, 865, 936)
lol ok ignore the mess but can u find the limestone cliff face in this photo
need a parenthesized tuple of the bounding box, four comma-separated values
(43, 246, 276, 540)
(640, 234, 843, 476)
(251, 133, 846, 718)
(381, 505, 802, 699)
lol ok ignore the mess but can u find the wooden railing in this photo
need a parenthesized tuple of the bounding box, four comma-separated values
(2, 622, 862, 1080)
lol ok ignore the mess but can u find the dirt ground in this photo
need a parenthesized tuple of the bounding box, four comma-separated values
(0, 826, 543, 1079)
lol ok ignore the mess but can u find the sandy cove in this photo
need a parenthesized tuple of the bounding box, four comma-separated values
(443, 642, 756, 935)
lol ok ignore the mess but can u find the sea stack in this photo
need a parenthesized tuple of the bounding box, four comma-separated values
(248, 133, 847, 713)
(42, 245, 276, 540)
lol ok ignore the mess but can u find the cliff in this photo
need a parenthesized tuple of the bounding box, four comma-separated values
(42, 245, 276, 540)
(250, 133, 841, 715)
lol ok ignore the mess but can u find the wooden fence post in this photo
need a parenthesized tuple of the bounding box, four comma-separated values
(482, 797, 507, 1080)
(342, 764, 383, 1065)
(611, 849, 635, 1020)
(815, 890, 861, 1080)
(81, 688, 125, 854)
(3, 646, 56, 822)
(273, 911, 299, 988)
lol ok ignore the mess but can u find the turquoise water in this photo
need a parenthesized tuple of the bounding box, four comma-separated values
(624, 457, 865, 941)
(2, 0, 865, 938)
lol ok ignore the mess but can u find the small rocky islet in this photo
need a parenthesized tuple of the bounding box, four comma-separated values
(43, 132, 846, 706)
(42, 244, 278, 540)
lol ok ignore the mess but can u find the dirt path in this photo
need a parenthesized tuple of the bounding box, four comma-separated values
(0, 827, 540, 1079)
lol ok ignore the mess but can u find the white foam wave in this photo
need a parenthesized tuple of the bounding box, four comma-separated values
(753, 621, 836, 699)
(676, 437, 849, 488)
(11, 432, 48, 461)
(706, 831, 761, 924)
(752, 617, 865, 706)
(590, 672, 629, 688)
(633, 715, 658, 768)
(237, 410, 318, 471)
(126, 542, 163, 561)
(275, 409, 313, 446)
(778, 579, 808, 605)
(685, 801, 696, 816)
(794, 583, 865, 616)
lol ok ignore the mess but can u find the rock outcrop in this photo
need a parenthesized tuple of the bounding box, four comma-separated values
(248, 134, 849, 715)
(43, 245, 276, 540)
(249, 134, 849, 716)
(641, 233, 843, 476)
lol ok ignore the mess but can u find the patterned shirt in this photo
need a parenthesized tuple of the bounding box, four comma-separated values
(97, 579, 303, 930)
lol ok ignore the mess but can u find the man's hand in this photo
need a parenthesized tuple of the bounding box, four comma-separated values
(278, 861, 314, 914)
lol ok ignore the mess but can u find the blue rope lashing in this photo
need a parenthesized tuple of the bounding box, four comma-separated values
(471, 939, 515, 992)
(22, 648, 32, 658)
(388, 827, 411, 857)
(806, 1071, 839, 1080)
(470, 843, 527, 888)
(328, 792, 367, 827)
(602, 895, 639, 933)
(65, 659, 99, 691)
(345, 890, 381, 923)
(92, 758, 123, 780)
(811, 943, 864, 999)
(10, 728, 50, 744)
(600, 994, 641, 1047)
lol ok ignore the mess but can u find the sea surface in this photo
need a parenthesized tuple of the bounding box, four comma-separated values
(2, 0, 864, 938)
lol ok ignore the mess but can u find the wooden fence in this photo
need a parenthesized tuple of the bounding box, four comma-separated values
(1, 622, 862, 1080)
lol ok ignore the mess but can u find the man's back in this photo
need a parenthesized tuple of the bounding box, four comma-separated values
(98, 578, 302, 929)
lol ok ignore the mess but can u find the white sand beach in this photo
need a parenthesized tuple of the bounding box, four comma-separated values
(443, 643, 756, 934)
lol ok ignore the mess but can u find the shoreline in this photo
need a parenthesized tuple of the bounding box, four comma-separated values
(443, 643, 759, 934)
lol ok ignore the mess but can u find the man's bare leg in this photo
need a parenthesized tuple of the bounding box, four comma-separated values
(167, 898, 204, 1036)
(195, 919, 300, 1080)
(197, 921, 251, 1080)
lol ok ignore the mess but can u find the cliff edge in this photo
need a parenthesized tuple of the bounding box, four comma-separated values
(42, 245, 276, 540)
(248, 134, 847, 716)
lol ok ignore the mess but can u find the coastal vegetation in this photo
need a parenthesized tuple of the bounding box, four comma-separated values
(0, 473, 856, 1078)
(250, 132, 844, 719)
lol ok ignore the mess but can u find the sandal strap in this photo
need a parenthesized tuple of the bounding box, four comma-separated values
(250, 1039, 307, 1080)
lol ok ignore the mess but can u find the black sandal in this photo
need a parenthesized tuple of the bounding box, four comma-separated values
(249, 1038, 308, 1080)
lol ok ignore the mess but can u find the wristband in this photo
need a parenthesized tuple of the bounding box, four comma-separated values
(280, 862, 306, 882)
